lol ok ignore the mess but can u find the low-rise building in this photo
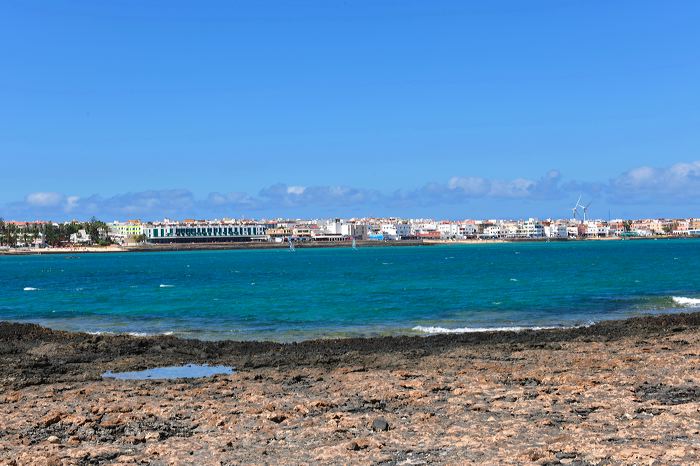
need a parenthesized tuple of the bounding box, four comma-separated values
(437, 222, 461, 239)
(143, 221, 268, 243)
(583, 221, 609, 238)
(482, 224, 502, 238)
(458, 222, 478, 238)
(544, 223, 568, 238)
(109, 220, 143, 244)
(516, 219, 544, 238)
(70, 229, 91, 244)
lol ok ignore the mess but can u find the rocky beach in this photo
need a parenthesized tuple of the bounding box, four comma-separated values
(0, 313, 699, 464)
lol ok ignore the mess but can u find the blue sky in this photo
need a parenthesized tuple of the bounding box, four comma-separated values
(2, 0, 699, 221)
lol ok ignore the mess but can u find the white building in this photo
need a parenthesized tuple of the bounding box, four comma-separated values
(380, 223, 400, 240)
(458, 223, 478, 238)
(632, 228, 653, 237)
(143, 222, 268, 243)
(482, 225, 502, 238)
(544, 223, 568, 238)
(516, 219, 544, 238)
(413, 222, 437, 233)
(584, 222, 609, 237)
(395, 223, 411, 238)
(503, 222, 519, 238)
(437, 223, 460, 239)
(70, 229, 91, 244)
(321, 218, 345, 235)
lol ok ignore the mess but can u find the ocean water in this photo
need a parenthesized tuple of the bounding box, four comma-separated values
(1, 239, 700, 342)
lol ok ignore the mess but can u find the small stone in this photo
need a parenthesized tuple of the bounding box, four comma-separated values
(46, 435, 60, 444)
(371, 418, 389, 432)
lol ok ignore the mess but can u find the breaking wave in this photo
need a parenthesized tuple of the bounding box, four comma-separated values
(87, 331, 174, 337)
(412, 325, 564, 334)
(127, 331, 175, 337)
(672, 296, 700, 307)
(23, 287, 38, 291)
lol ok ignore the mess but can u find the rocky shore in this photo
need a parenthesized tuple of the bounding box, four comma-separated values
(1, 313, 699, 464)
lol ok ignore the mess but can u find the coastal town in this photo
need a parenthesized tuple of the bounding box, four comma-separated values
(1, 215, 699, 250)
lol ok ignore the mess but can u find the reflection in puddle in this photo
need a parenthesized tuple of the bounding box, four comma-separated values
(102, 364, 234, 380)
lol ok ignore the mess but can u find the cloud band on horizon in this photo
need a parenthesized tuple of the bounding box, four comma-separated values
(2, 161, 699, 221)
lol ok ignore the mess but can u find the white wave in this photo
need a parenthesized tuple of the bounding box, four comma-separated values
(88, 330, 174, 337)
(159, 284, 174, 288)
(23, 287, 38, 291)
(672, 296, 700, 307)
(509, 278, 518, 282)
(413, 325, 563, 334)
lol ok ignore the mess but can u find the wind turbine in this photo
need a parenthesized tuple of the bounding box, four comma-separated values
(582, 201, 592, 223)
(571, 195, 582, 222)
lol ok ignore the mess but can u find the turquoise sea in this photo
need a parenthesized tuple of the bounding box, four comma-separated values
(1, 239, 700, 341)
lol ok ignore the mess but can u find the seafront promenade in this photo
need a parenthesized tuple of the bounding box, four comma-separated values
(0, 240, 427, 255)
(2, 235, 696, 256)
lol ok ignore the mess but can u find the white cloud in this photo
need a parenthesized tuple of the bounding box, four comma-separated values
(206, 191, 258, 209)
(65, 196, 80, 212)
(25, 192, 64, 207)
(410, 169, 564, 205)
(259, 183, 382, 207)
(608, 160, 700, 202)
(447, 177, 490, 196)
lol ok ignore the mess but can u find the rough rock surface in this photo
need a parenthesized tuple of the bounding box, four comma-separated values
(1, 313, 699, 464)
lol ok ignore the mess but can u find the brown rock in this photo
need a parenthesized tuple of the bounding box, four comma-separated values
(41, 412, 63, 427)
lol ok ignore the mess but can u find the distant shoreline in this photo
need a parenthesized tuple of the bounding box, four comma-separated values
(0, 235, 696, 256)
(0, 239, 429, 256)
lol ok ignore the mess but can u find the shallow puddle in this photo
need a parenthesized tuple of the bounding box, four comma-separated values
(102, 364, 234, 380)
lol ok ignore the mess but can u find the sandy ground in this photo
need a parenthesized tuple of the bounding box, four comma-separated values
(0, 314, 699, 465)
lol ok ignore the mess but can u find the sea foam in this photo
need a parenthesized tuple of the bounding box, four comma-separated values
(23, 287, 38, 291)
(159, 284, 175, 288)
(672, 296, 700, 307)
(412, 325, 561, 334)
(88, 331, 175, 337)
